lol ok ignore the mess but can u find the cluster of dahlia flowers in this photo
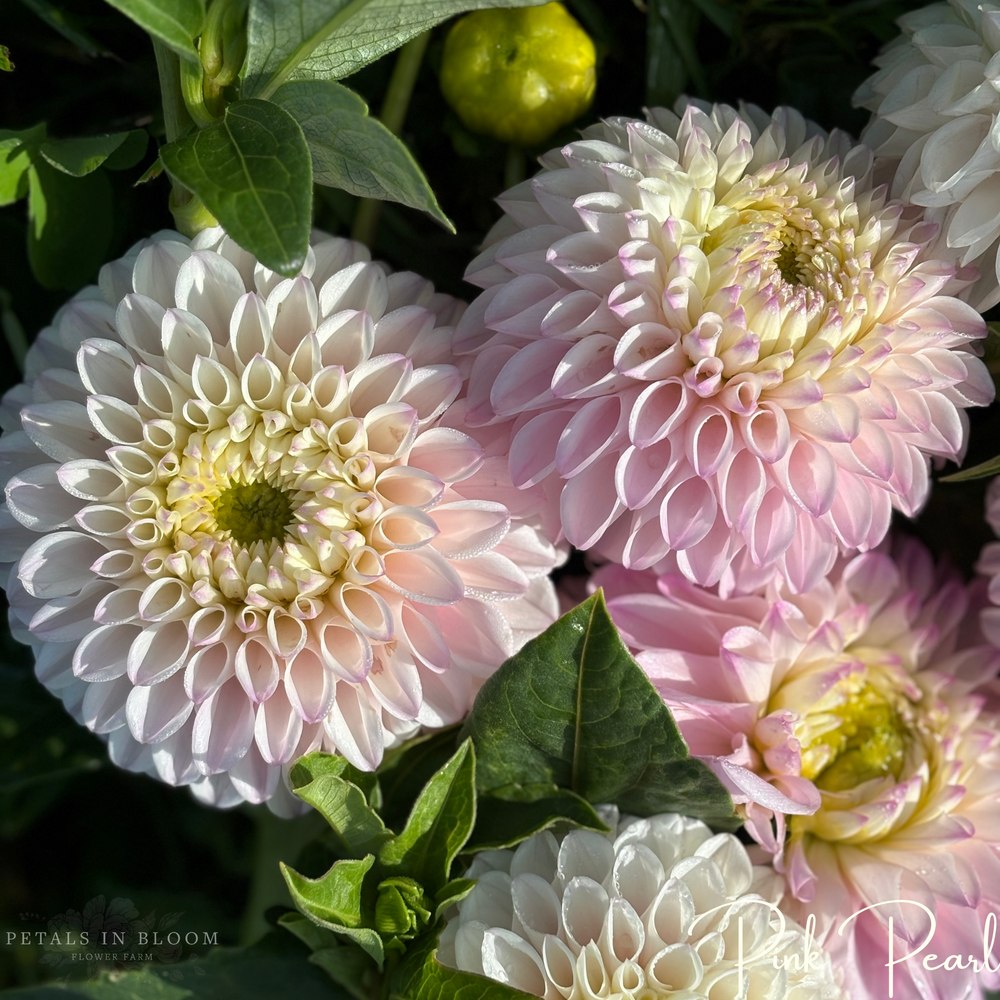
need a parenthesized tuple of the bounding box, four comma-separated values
(9, 35, 1000, 997)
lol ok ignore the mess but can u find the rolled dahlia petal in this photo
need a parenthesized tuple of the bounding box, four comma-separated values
(593, 535, 1000, 1000)
(854, 0, 1000, 310)
(439, 810, 845, 999)
(457, 99, 992, 594)
(1, 227, 562, 808)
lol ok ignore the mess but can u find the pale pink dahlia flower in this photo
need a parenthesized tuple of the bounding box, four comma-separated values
(456, 99, 993, 594)
(594, 540, 1000, 1000)
(0, 227, 561, 810)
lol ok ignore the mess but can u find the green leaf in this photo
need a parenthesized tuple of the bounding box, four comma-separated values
(376, 726, 461, 831)
(160, 99, 313, 277)
(309, 946, 377, 1000)
(273, 80, 451, 229)
(378, 739, 476, 895)
(281, 856, 384, 966)
(290, 753, 392, 857)
(1, 934, 352, 999)
(461, 592, 739, 829)
(0, 128, 39, 206)
(941, 454, 1000, 482)
(103, 0, 205, 63)
(386, 932, 532, 1000)
(291, 750, 381, 805)
(40, 130, 148, 177)
(243, 0, 550, 99)
(433, 878, 476, 919)
(0, 45, 12, 71)
(17, 0, 108, 56)
(465, 783, 608, 852)
(27, 158, 113, 289)
(647, 0, 706, 106)
(278, 913, 377, 999)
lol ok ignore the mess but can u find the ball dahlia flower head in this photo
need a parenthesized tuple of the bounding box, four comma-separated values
(0, 227, 562, 811)
(593, 534, 1000, 1000)
(456, 98, 993, 595)
(439, 809, 845, 999)
(854, 0, 1000, 312)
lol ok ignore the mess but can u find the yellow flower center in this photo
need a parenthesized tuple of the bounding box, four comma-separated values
(213, 480, 296, 547)
(799, 683, 908, 792)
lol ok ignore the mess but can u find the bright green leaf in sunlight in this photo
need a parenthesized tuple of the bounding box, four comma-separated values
(242, 0, 550, 99)
(103, 0, 205, 62)
(40, 130, 148, 176)
(377, 739, 476, 895)
(160, 99, 312, 277)
(273, 80, 452, 230)
(462, 591, 739, 829)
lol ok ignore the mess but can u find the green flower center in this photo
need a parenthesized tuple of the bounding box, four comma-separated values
(213, 481, 295, 547)
(800, 683, 907, 792)
(775, 239, 806, 285)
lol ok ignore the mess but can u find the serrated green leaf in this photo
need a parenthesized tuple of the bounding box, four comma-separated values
(282, 855, 373, 929)
(243, 0, 550, 99)
(290, 754, 392, 857)
(160, 99, 312, 277)
(378, 739, 476, 895)
(433, 878, 476, 920)
(103, 0, 205, 63)
(386, 932, 532, 1000)
(27, 158, 113, 289)
(273, 80, 451, 230)
(376, 726, 461, 832)
(290, 751, 380, 805)
(40, 130, 147, 177)
(465, 783, 608, 852)
(461, 592, 739, 829)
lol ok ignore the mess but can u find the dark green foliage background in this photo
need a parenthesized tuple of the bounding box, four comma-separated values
(1, 0, 992, 990)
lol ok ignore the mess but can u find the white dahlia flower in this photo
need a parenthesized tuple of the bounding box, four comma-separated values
(0, 228, 561, 810)
(854, 0, 1000, 310)
(438, 811, 844, 999)
(456, 99, 992, 595)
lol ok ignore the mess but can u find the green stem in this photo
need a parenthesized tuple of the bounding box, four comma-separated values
(351, 30, 431, 248)
(504, 145, 526, 190)
(152, 39, 193, 144)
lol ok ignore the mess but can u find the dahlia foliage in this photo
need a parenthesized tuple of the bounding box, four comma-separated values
(596, 537, 1000, 1000)
(0, 228, 560, 808)
(456, 100, 993, 594)
(440, 811, 844, 999)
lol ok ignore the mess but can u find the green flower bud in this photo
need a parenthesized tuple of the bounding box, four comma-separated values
(374, 877, 432, 940)
(440, 2, 596, 147)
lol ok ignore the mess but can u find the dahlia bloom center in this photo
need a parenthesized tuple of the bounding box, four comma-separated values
(787, 678, 908, 793)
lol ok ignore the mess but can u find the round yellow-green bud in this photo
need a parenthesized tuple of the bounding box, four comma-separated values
(440, 2, 596, 147)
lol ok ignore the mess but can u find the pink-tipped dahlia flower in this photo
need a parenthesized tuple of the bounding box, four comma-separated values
(593, 539, 1000, 1000)
(456, 99, 993, 594)
(0, 227, 561, 810)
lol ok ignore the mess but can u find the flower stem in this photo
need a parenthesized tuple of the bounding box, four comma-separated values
(351, 30, 432, 248)
(504, 145, 526, 189)
(152, 40, 192, 144)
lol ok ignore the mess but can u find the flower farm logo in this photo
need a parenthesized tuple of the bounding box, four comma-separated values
(6, 896, 219, 978)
